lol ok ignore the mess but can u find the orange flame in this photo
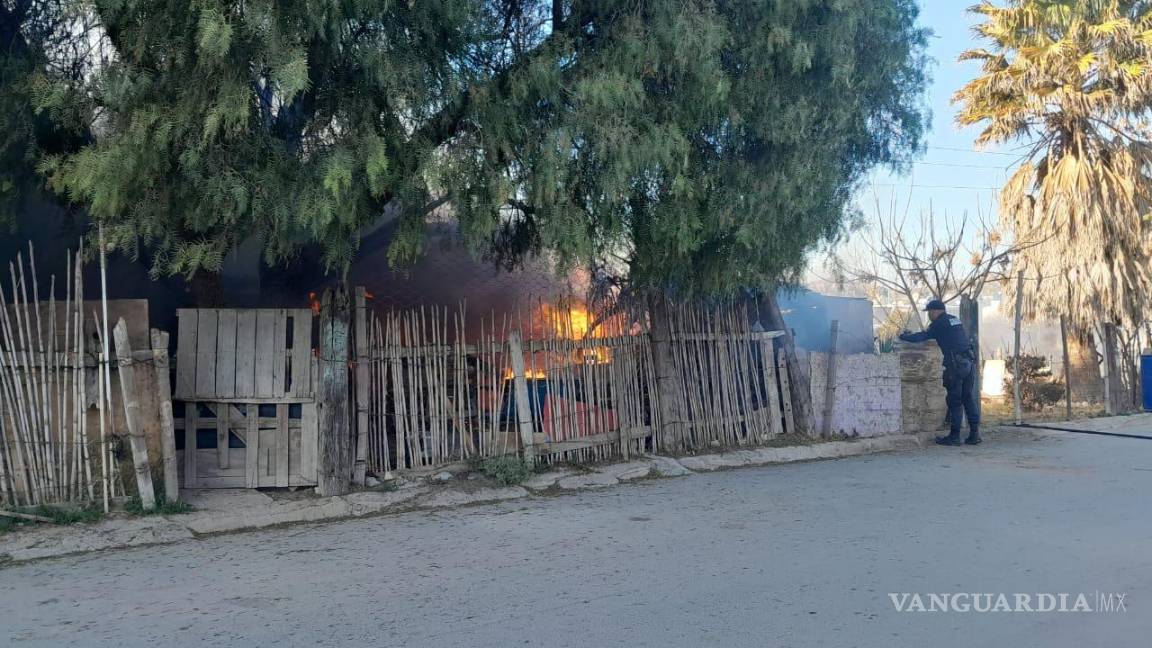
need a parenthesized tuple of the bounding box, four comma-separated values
(540, 302, 612, 365)
(504, 368, 549, 380)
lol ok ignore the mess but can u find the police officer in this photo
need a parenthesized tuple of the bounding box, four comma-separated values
(898, 299, 981, 446)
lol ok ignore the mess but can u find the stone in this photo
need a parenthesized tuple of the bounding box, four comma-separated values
(645, 455, 692, 477)
(601, 462, 653, 482)
(522, 470, 574, 491)
(557, 471, 620, 490)
(365, 476, 381, 488)
(419, 487, 528, 508)
(432, 471, 454, 482)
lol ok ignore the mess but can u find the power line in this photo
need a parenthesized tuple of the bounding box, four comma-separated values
(912, 160, 1014, 170)
(865, 182, 1003, 191)
(925, 145, 1025, 157)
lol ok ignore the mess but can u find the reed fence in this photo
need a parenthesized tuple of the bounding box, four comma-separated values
(357, 297, 795, 476)
(0, 244, 123, 508)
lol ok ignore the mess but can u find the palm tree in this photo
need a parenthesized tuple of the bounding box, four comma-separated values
(954, 0, 1152, 335)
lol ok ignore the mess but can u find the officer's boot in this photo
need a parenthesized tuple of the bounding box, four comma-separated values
(935, 430, 962, 446)
(965, 425, 982, 445)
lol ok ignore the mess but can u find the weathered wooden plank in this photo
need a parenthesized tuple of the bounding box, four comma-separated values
(233, 311, 257, 399)
(214, 403, 229, 470)
(194, 448, 246, 487)
(113, 318, 156, 510)
(761, 341, 784, 437)
(820, 320, 839, 438)
(531, 426, 651, 455)
(254, 310, 277, 397)
(290, 310, 312, 397)
(275, 403, 289, 487)
(214, 310, 238, 398)
(151, 329, 179, 502)
(183, 402, 198, 489)
(272, 310, 288, 398)
(194, 311, 218, 398)
(174, 310, 198, 398)
(257, 428, 278, 487)
(299, 403, 318, 484)
(776, 348, 796, 435)
(245, 404, 259, 488)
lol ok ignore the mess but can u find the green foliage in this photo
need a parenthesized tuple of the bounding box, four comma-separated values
(443, 0, 930, 298)
(42, 0, 481, 277)
(124, 494, 193, 517)
(0, 504, 105, 534)
(25, 0, 927, 296)
(470, 456, 535, 486)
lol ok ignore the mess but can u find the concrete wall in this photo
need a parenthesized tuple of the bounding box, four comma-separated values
(806, 351, 903, 437)
(897, 342, 949, 435)
(799, 343, 949, 438)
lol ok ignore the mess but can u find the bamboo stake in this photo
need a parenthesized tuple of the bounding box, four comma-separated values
(12, 257, 48, 500)
(75, 245, 92, 501)
(28, 246, 59, 499)
(0, 284, 34, 504)
(4, 261, 42, 502)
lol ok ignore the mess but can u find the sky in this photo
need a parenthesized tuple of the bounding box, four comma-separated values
(861, 1, 1018, 222)
(815, 1, 1026, 296)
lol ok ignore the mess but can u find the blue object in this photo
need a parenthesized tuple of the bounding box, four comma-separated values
(1142, 355, 1152, 411)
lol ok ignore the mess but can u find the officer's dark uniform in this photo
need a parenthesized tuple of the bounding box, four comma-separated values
(899, 302, 981, 445)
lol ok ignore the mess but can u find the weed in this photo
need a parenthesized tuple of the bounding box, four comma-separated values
(0, 503, 105, 534)
(471, 456, 534, 486)
(124, 495, 193, 516)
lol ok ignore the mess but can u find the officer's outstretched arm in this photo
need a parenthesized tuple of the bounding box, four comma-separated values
(898, 329, 931, 343)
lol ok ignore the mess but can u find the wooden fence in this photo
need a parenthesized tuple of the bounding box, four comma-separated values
(356, 296, 796, 476)
(665, 304, 790, 450)
(174, 308, 318, 489)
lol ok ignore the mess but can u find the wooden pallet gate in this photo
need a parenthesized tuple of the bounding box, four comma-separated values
(174, 308, 318, 488)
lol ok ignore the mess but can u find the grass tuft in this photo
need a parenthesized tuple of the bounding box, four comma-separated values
(469, 456, 535, 486)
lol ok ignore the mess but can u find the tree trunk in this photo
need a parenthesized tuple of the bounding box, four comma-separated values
(1067, 331, 1103, 405)
(316, 286, 352, 496)
(762, 291, 817, 437)
(647, 296, 688, 451)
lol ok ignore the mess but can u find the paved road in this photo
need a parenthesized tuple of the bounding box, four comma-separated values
(3, 428, 1150, 647)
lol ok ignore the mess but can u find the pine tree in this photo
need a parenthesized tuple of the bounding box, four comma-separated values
(37, 0, 927, 291)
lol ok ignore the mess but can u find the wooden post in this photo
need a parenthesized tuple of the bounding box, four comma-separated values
(1103, 323, 1120, 416)
(316, 287, 352, 496)
(352, 287, 369, 486)
(820, 320, 839, 438)
(763, 291, 817, 437)
(1060, 315, 1072, 421)
(647, 296, 688, 451)
(1012, 270, 1024, 425)
(506, 331, 535, 465)
(151, 329, 179, 502)
(112, 318, 156, 510)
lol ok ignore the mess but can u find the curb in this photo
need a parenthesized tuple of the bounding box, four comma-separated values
(0, 431, 937, 566)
